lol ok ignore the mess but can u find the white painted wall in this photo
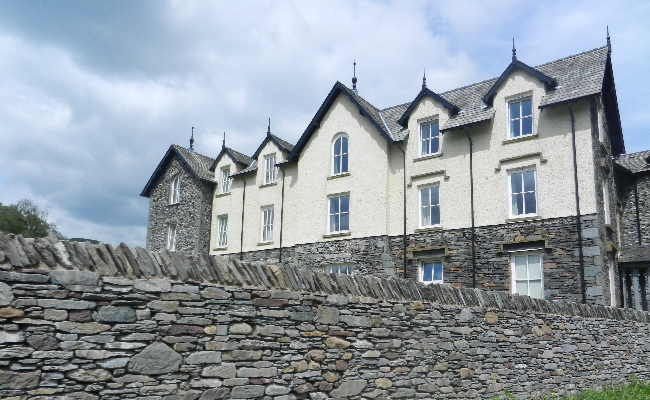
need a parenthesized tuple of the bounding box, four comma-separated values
(209, 69, 599, 256)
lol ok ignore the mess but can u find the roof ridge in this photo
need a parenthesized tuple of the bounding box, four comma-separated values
(533, 46, 608, 69)
(618, 149, 650, 158)
(171, 144, 214, 161)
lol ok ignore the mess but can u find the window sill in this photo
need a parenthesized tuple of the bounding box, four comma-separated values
(257, 241, 274, 246)
(503, 134, 538, 144)
(414, 153, 443, 162)
(213, 247, 227, 251)
(420, 281, 443, 285)
(215, 192, 231, 198)
(323, 232, 351, 239)
(260, 182, 277, 188)
(328, 172, 351, 180)
(415, 226, 443, 233)
(167, 202, 180, 207)
(506, 216, 542, 223)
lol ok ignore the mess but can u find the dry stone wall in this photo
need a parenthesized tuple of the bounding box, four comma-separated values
(1, 232, 650, 400)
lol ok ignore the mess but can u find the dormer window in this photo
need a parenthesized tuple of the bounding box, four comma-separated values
(170, 175, 180, 204)
(420, 120, 440, 156)
(264, 155, 276, 184)
(332, 134, 349, 175)
(509, 97, 533, 138)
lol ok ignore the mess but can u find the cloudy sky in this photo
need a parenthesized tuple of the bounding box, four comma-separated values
(0, 0, 648, 247)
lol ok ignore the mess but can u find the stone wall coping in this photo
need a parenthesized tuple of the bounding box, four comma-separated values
(1, 231, 648, 323)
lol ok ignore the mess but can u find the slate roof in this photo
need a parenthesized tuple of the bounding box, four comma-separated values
(270, 134, 295, 152)
(438, 79, 498, 132)
(619, 244, 650, 264)
(231, 160, 258, 177)
(140, 145, 216, 198)
(615, 150, 650, 174)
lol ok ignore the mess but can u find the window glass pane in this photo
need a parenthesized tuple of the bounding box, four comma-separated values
(529, 280, 542, 299)
(521, 99, 532, 117)
(431, 123, 439, 137)
(334, 138, 341, 156)
(523, 171, 535, 192)
(524, 192, 536, 214)
(341, 136, 348, 153)
(515, 280, 528, 295)
(330, 197, 339, 214)
(430, 187, 439, 205)
(421, 124, 430, 139)
(512, 194, 523, 215)
(421, 139, 429, 155)
(423, 263, 433, 281)
(341, 154, 348, 173)
(510, 102, 520, 119)
(514, 256, 527, 279)
(511, 173, 522, 193)
(324, 266, 331, 273)
(522, 117, 532, 136)
(433, 263, 443, 281)
(421, 206, 430, 226)
(431, 137, 439, 153)
(340, 196, 349, 213)
(420, 188, 430, 207)
(330, 215, 338, 232)
(528, 255, 541, 279)
(340, 213, 349, 231)
(333, 155, 340, 175)
(511, 120, 520, 137)
(430, 205, 440, 225)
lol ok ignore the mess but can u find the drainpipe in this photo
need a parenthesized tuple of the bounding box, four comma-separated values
(239, 175, 247, 261)
(465, 126, 477, 289)
(568, 102, 587, 304)
(396, 143, 407, 277)
(634, 176, 642, 245)
(278, 166, 286, 263)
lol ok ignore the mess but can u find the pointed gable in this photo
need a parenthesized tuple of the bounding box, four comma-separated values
(397, 87, 460, 128)
(285, 81, 395, 163)
(209, 146, 253, 172)
(482, 59, 556, 107)
(231, 132, 295, 177)
(140, 145, 215, 198)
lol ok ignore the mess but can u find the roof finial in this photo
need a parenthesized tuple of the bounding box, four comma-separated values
(512, 38, 517, 62)
(352, 60, 358, 95)
(189, 127, 195, 153)
(222, 132, 225, 149)
(267, 118, 271, 136)
(607, 25, 611, 53)
(422, 68, 427, 90)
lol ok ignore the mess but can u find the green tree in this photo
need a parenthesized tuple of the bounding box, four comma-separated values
(0, 199, 64, 239)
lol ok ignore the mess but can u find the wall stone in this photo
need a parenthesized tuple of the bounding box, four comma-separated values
(1, 233, 650, 399)
(620, 172, 650, 247)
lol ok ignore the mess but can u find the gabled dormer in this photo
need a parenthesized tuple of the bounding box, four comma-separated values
(397, 77, 460, 129)
(482, 45, 556, 107)
(209, 142, 253, 195)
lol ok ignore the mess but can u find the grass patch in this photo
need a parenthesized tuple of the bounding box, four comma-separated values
(494, 376, 650, 400)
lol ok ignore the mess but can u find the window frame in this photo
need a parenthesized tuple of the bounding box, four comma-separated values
(508, 168, 538, 218)
(260, 206, 274, 243)
(419, 119, 441, 157)
(328, 194, 350, 234)
(331, 133, 349, 176)
(220, 167, 231, 194)
(419, 184, 441, 228)
(167, 224, 177, 252)
(510, 251, 543, 299)
(419, 260, 443, 285)
(170, 175, 181, 204)
(264, 154, 276, 185)
(323, 264, 354, 275)
(217, 215, 228, 248)
(507, 95, 534, 139)
(602, 178, 611, 225)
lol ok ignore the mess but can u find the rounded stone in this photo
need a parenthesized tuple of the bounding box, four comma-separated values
(375, 378, 392, 389)
(484, 312, 498, 325)
(324, 337, 350, 349)
(228, 323, 253, 335)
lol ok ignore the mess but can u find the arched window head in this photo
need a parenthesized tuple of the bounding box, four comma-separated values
(332, 134, 349, 175)
(170, 175, 180, 204)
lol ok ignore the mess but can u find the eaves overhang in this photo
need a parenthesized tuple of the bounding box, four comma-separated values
(397, 88, 460, 128)
(140, 146, 214, 198)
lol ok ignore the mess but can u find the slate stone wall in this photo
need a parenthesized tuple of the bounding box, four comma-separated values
(620, 173, 650, 247)
(240, 215, 611, 306)
(1, 233, 650, 400)
(146, 156, 213, 254)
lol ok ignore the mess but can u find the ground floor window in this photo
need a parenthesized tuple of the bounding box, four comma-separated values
(167, 224, 177, 252)
(323, 264, 354, 275)
(420, 261, 443, 284)
(511, 252, 542, 298)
